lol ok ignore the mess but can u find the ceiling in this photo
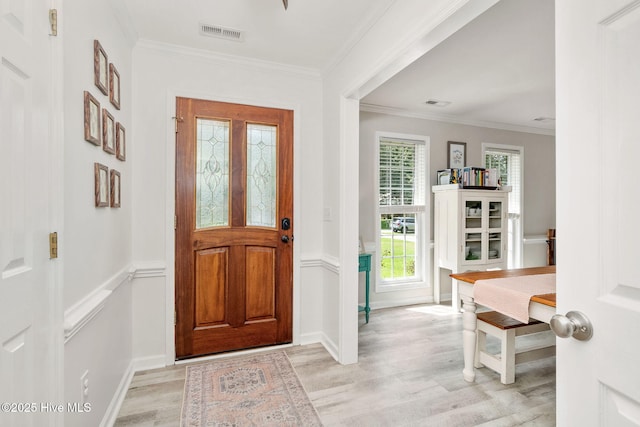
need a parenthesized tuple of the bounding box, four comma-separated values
(122, 0, 396, 70)
(122, 0, 555, 134)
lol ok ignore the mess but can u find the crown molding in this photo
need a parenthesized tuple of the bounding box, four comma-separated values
(135, 39, 322, 80)
(110, 0, 140, 47)
(360, 103, 556, 136)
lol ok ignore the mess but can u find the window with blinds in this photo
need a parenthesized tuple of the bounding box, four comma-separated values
(377, 136, 428, 287)
(484, 145, 523, 268)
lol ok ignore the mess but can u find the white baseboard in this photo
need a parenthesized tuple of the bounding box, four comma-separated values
(132, 355, 167, 372)
(368, 296, 433, 311)
(298, 331, 324, 346)
(297, 330, 339, 362)
(98, 354, 168, 427)
(100, 360, 135, 427)
(320, 334, 339, 362)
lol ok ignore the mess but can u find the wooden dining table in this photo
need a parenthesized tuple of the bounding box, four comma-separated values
(450, 265, 556, 382)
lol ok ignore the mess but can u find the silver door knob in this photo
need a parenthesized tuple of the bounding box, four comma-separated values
(550, 311, 593, 341)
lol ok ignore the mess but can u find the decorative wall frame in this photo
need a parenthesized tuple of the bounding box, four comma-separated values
(102, 109, 115, 155)
(83, 91, 101, 145)
(116, 123, 126, 161)
(110, 169, 121, 208)
(94, 163, 109, 207)
(94, 40, 108, 95)
(109, 63, 121, 110)
(447, 141, 467, 169)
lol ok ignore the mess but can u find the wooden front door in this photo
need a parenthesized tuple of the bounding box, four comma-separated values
(175, 98, 293, 359)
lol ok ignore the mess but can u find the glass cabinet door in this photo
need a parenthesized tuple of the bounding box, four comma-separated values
(463, 197, 504, 263)
(487, 200, 503, 261)
(464, 199, 483, 261)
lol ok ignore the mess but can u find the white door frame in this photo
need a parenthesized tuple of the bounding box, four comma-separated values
(51, 0, 66, 419)
(338, 0, 500, 364)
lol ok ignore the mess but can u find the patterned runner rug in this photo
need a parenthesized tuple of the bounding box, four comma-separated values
(181, 351, 322, 426)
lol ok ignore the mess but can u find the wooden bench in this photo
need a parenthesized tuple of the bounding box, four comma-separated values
(475, 311, 556, 384)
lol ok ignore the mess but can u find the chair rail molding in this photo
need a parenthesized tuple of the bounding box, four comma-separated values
(132, 260, 167, 278)
(63, 264, 137, 342)
(300, 254, 340, 274)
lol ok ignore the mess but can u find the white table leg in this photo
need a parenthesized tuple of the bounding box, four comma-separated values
(461, 294, 477, 382)
(451, 274, 461, 312)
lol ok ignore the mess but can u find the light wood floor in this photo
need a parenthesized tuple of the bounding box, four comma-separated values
(114, 304, 556, 426)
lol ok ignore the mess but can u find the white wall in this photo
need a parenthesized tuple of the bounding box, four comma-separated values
(322, 0, 503, 362)
(130, 42, 325, 362)
(359, 111, 556, 305)
(61, 0, 135, 425)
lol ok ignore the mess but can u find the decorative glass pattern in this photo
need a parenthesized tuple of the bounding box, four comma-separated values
(196, 119, 229, 229)
(246, 124, 277, 228)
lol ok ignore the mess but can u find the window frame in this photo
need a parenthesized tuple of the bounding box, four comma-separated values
(375, 132, 430, 292)
(482, 143, 524, 268)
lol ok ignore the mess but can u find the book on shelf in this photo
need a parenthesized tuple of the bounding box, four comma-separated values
(461, 167, 499, 188)
(436, 168, 461, 185)
(435, 167, 503, 190)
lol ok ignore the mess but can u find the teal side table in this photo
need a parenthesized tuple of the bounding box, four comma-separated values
(358, 253, 372, 323)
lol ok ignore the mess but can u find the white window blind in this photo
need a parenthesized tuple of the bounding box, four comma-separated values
(376, 136, 428, 287)
(485, 146, 523, 268)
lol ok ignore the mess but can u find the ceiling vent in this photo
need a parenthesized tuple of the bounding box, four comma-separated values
(425, 99, 451, 107)
(199, 23, 245, 42)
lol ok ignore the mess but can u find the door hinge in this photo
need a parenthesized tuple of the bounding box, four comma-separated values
(49, 232, 58, 259)
(174, 215, 177, 230)
(174, 309, 177, 325)
(49, 9, 58, 36)
(172, 116, 183, 134)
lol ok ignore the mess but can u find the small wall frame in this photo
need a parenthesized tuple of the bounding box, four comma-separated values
(116, 123, 126, 161)
(109, 63, 121, 110)
(102, 109, 115, 155)
(94, 163, 109, 207)
(447, 141, 467, 169)
(110, 169, 121, 208)
(83, 91, 101, 146)
(94, 40, 108, 95)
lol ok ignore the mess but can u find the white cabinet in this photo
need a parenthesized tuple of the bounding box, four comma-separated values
(432, 185, 510, 311)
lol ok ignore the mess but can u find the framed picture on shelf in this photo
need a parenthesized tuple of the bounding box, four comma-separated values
(110, 169, 121, 208)
(94, 163, 109, 207)
(109, 63, 121, 110)
(94, 40, 108, 95)
(447, 141, 467, 169)
(116, 123, 126, 161)
(102, 109, 115, 154)
(83, 91, 101, 146)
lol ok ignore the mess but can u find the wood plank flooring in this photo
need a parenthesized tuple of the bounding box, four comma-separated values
(114, 304, 555, 426)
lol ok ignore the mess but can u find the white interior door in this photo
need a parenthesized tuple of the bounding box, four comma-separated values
(0, 0, 55, 425)
(556, 0, 640, 424)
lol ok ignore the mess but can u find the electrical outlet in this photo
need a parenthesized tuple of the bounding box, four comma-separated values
(80, 370, 89, 404)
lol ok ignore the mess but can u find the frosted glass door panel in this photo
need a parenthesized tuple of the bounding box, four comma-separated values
(246, 124, 277, 228)
(196, 119, 230, 229)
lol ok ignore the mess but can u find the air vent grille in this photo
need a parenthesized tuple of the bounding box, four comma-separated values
(199, 23, 244, 42)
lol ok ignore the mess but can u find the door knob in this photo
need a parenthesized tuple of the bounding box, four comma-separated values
(550, 311, 593, 341)
(281, 235, 290, 243)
